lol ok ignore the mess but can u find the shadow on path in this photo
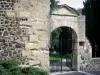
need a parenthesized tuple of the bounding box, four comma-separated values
(50, 59, 72, 72)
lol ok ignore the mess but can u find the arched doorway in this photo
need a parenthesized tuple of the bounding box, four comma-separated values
(49, 26, 78, 72)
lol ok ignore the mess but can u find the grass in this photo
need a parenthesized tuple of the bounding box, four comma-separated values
(49, 53, 72, 64)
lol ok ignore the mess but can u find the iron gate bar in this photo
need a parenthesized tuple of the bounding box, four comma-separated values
(61, 39, 62, 72)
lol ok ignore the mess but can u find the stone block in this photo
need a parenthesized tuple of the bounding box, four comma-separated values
(19, 11, 31, 17)
(33, 51, 49, 70)
(38, 35, 48, 41)
(31, 50, 49, 58)
(32, 22, 47, 30)
(31, 50, 39, 56)
(38, 42, 47, 49)
(20, 21, 33, 26)
(37, 31, 46, 36)
(25, 43, 34, 50)
(21, 37, 29, 42)
(28, 60, 40, 66)
(14, 3, 24, 11)
(29, 35, 38, 42)
(6, 11, 16, 17)
(25, 43, 39, 50)
(22, 50, 31, 56)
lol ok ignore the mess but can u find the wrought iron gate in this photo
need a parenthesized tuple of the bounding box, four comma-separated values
(49, 26, 78, 72)
(50, 38, 75, 72)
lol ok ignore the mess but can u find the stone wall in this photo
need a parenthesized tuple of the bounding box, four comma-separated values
(51, 15, 78, 34)
(78, 38, 92, 71)
(78, 16, 100, 71)
(78, 15, 92, 71)
(0, 0, 50, 70)
(86, 58, 100, 71)
(0, 0, 24, 61)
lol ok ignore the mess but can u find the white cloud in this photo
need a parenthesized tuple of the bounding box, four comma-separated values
(57, 0, 85, 9)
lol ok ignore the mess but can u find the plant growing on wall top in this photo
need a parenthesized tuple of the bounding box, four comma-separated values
(50, 0, 59, 10)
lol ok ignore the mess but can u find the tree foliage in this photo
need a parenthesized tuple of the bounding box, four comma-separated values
(83, 0, 100, 57)
(50, 28, 62, 51)
(50, 0, 59, 10)
(50, 27, 73, 55)
(77, 8, 82, 15)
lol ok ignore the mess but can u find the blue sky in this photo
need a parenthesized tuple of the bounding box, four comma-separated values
(57, 0, 85, 9)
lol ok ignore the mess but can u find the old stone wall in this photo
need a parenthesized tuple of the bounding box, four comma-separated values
(78, 15, 100, 71)
(78, 15, 92, 71)
(78, 38, 92, 71)
(86, 58, 100, 71)
(0, 0, 50, 70)
(50, 15, 78, 34)
(78, 16, 100, 71)
(0, 0, 24, 61)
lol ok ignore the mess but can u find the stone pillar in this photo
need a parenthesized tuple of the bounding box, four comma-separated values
(14, 0, 50, 70)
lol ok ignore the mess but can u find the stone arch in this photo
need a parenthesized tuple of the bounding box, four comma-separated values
(49, 26, 78, 71)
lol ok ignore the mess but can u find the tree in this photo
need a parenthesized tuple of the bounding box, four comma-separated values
(50, 28, 62, 53)
(50, 0, 59, 10)
(50, 27, 73, 55)
(77, 8, 83, 15)
(83, 0, 100, 57)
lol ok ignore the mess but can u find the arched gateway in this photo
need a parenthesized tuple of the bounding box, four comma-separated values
(49, 5, 92, 71)
(50, 26, 78, 71)
(49, 5, 79, 71)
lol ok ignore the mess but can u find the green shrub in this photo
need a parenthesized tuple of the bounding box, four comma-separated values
(0, 59, 18, 69)
(22, 67, 37, 75)
(22, 67, 49, 75)
(10, 67, 24, 75)
(0, 59, 49, 75)
(36, 69, 49, 75)
(0, 65, 8, 75)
